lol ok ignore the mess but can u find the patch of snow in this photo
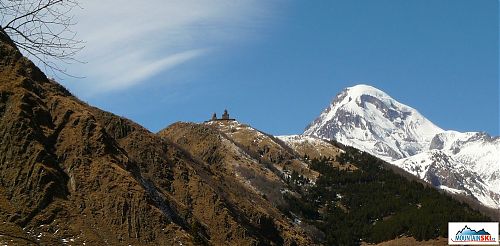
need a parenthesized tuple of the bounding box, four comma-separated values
(438, 185, 466, 195)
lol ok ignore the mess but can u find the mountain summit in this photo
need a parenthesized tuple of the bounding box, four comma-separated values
(304, 84, 500, 209)
(304, 84, 443, 161)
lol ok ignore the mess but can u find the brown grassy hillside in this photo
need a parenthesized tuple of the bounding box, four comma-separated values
(158, 120, 355, 243)
(0, 30, 311, 245)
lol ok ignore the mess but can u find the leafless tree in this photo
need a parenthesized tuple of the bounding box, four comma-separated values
(0, 0, 83, 77)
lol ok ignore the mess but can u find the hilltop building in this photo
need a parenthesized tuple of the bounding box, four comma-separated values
(208, 109, 235, 122)
(222, 109, 230, 120)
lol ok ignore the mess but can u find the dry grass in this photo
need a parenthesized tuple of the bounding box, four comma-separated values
(362, 236, 447, 246)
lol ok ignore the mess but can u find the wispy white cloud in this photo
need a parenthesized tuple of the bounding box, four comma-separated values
(91, 48, 209, 91)
(67, 0, 278, 95)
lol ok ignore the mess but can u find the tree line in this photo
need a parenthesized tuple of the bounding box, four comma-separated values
(282, 148, 489, 245)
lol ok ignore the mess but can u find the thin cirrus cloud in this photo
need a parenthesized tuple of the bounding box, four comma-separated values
(68, 0, 278, 95)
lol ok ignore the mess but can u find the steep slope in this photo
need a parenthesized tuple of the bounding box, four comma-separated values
(304, 84, 443, 161)
(0, 30, 311, 245)
(396, 131, 500, 208)
(297, 148, 488, 245)
(303, 84, 500, 209)
(276, 135, 343, 160)
(158, 121, 324, 209)
(206, 120, 321, 181)
(429, 131, 500, 192)
(159, 120, 491, 245)
(393, 150, 497, 207)
(0, 30, 189, 245)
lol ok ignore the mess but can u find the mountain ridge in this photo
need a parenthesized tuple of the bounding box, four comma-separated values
(303, 84, 500, 209)
(0, 30, 312, 245)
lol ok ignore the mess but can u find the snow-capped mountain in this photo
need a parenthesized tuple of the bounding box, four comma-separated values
(304, 84, 443, 161)
(428, 131, 500, 191)
(394, 150, 498, 207)
(304, 84, 500, 208)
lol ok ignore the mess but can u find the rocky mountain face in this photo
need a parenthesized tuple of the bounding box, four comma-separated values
(304, 84, 500, 209)
(395, 131, 500, 207)
(429, 131, 500, 192)
(304, 84, 442, 162)
(0, 31, 312, 245)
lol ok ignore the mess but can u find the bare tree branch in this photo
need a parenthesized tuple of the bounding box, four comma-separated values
(0, 0, 84, 78)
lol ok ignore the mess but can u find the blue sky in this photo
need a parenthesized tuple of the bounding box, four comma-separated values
(62, 0, 499, 136)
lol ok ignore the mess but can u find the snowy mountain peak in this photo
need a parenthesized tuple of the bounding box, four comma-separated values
(304, 84, 443, 161)
(342, 84, 392, 101)
(303, 84, 500, 209)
